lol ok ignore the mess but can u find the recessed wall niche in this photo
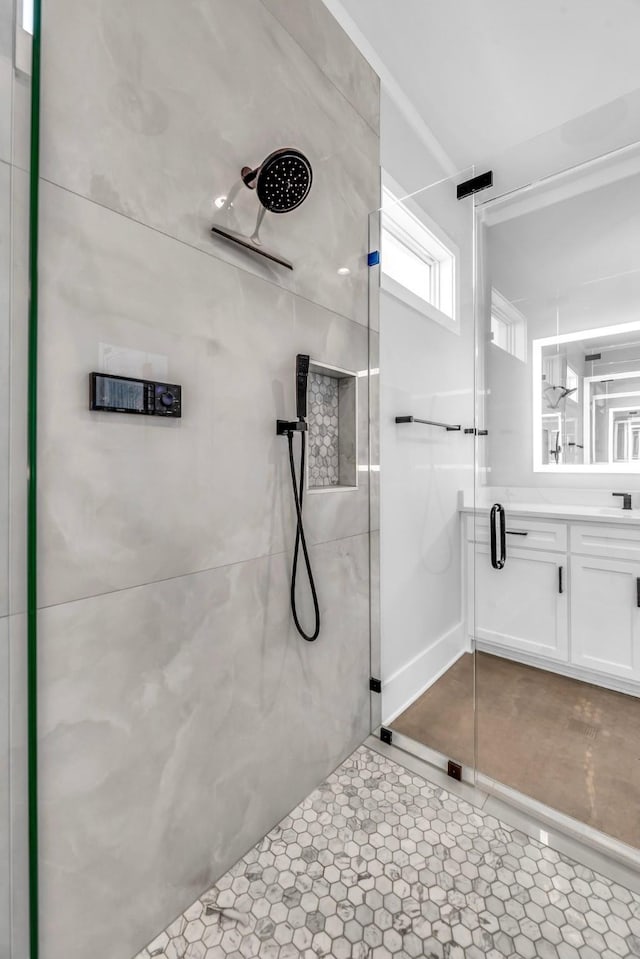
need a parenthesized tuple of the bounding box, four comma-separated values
(307, 360, 358, 491)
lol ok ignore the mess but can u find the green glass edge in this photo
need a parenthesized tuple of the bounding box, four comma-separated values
(27, 0, 42, 956)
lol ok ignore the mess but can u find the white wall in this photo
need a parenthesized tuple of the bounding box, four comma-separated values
(379, 91, 474, 722)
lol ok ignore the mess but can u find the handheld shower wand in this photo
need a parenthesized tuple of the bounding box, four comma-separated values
(277, 355, 320, 642)
(296, 353, 309, 421)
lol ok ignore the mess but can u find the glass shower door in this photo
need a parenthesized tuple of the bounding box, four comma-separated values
(370, 167, 478, 779)
(473, 135, 640, 855)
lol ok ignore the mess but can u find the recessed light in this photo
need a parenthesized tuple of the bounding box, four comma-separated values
(337, 266, 351, 276)
(214, 196, 227, 209)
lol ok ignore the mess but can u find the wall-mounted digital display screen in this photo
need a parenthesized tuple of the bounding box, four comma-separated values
(96, 377, 144, 412)
(90, 372, 182, 418)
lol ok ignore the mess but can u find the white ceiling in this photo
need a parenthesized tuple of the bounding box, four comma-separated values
(331, 0, 640, 169)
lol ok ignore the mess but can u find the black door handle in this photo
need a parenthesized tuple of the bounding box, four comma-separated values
(506, 530, 528, 536)
(559, 566, 564, 594)
(490, 504, 506, 570)
(637, 578, 640, 608)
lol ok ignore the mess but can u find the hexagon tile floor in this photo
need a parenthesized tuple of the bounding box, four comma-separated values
(135, 745, 640, 959)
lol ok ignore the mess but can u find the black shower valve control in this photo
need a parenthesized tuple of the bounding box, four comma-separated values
(276, 418, 307, 436)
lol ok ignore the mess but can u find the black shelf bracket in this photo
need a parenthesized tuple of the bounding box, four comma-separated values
(457, 170, 493, 200)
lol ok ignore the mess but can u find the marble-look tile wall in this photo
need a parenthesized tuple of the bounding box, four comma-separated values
(37, 2, 379, 958)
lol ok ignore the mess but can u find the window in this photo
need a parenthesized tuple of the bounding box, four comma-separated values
(15, 0, 33, 76)
(380, 175, 459, 334)
(22, 0, 34, 33)
(491, 312, 511, 353)
(490, 289, 527, 362)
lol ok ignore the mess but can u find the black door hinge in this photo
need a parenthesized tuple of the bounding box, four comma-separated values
(457, 170, 493, 200)
(464, 428, 488, 436)
(369, 677, 382, 693)
(380, 727, 393, 745)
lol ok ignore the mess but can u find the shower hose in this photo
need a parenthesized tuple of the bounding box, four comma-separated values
(287, 430, 320, 641)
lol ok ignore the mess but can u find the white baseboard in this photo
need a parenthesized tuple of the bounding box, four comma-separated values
(476, 640, 640, 699)
(382, 622, 468, 725)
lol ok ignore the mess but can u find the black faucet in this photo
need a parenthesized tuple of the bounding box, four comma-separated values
(613, 492, 632, 510)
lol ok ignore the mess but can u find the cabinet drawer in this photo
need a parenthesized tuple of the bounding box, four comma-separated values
(571, 524, 640, 562)
(466, 514, 567, 552)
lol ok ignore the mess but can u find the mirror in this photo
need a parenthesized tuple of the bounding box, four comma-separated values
(483, 142, 640, 480)
(533, 322, 640, 471)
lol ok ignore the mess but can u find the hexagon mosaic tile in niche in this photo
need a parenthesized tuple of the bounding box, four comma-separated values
(134, 745, 640, 959)
(307, 372, 340, 488)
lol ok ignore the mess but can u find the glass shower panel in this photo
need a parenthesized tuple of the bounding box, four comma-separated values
(370, 168, 477, 778)
(474, 137, 640, 851)
(1, 0, 34, 954)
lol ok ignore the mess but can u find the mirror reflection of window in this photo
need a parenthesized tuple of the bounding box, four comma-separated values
(566, 366, 579, 402)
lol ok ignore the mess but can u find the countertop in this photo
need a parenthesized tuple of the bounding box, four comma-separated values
(459, 502, 640, 525)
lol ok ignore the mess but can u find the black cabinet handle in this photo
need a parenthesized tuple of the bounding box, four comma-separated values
(637, 578, 640, 608)
(506, 530, 528, 536)
(490, 504, 506, 570)
(559, 566, 564, 594)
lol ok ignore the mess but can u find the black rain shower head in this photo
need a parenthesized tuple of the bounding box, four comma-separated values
(242, 148, 313, 213)
(210, 148, 311, 270)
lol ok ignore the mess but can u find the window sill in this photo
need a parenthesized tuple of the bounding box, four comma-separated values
(381, 275, 459, 335)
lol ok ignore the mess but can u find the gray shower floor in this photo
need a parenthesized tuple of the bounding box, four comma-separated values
(135, 745, 640, 959)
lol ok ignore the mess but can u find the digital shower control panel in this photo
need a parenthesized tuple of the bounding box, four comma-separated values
(90, 372, 182, 417)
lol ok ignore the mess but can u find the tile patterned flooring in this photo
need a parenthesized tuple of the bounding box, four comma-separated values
(135, 745, 640, 959)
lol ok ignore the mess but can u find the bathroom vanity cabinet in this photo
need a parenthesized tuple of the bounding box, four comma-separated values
(465, 511, 640, 693)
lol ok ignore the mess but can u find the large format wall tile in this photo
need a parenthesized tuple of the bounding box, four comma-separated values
(259, 0, 380, 134)
(40, 0, 378, 326)
(0, 0, 12, 164)
(8, 166, 29, 618)
(0, 616, 8, 948)
(38, 183, 370, 607)
(0, 57, 11, 167)
(0, 160, 9, 619)
(38, 533, 370, 959)
(7, 613, 28, 959)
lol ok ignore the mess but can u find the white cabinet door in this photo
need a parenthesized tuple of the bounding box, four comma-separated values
(469, 543, 569, 661)
(571, 556, 640, 682)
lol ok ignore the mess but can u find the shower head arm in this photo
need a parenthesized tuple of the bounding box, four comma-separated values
(241, 165, 259, 188)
